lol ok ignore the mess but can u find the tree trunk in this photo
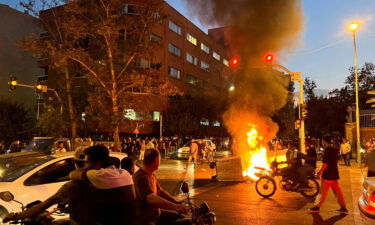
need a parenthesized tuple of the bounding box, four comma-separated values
(112, 96, 121, 152)
(64, 67, 77, 149)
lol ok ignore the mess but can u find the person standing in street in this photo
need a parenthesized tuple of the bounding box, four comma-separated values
(185, 139, 198, 170)
(139, 139, 146, 161)
(340, 138, 351, 166)
(309, 136, 348, 214)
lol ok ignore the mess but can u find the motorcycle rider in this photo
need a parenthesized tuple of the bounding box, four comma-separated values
(3, 146, 95, 225)
(280, 143, 310, 189)
(133, 148, 190, 225)
(70, 145, 137, 225)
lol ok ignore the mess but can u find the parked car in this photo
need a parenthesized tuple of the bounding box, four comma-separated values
(172, 139, 216, 159)
(358, 177, 375, 224)
(23, 137, 73, 154)
(0, 151, 128, 225)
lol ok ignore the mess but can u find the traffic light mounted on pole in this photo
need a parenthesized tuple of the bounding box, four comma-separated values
(8, 76, 17, 91)
(300, 104, 308, 120)
(35, 81, 48, 94)
(367, 90, 375, 107)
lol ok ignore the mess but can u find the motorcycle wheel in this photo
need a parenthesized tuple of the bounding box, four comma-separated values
(300, 178, 320, 198)
(255, 176, 276, 198)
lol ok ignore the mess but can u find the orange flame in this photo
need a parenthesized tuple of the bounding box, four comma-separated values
(242, 125, 270, 180)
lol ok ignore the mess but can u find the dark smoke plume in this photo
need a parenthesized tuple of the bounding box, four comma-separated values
(185, 0, 304, 167)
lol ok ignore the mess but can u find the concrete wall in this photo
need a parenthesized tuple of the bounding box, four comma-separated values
(0, 4, 43, 111)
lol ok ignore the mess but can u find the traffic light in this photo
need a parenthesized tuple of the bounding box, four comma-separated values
(367, 90, 375, 107)
(300, 103, 308, 120)
(230, 57, 239, 67)
(265, 54, 274, 63)
(35, 81, 47, 94)
(8, 76, 17, 91)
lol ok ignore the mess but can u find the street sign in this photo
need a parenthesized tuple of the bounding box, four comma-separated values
(133, 127, 139, 134)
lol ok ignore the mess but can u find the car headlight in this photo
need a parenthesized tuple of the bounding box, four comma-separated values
(178, 149, 183, 153)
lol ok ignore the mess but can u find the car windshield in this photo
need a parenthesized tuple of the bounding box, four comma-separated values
(25, 139, 55, 152)
(0, 155, 54, 182)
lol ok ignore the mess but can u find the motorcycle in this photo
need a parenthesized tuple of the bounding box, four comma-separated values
(254, 161, 320, 198)
(179, 182, 216, 225)
(0, 191, 69, 225)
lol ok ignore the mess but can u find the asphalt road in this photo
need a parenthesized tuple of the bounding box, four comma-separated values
(155, 154, 362, 225)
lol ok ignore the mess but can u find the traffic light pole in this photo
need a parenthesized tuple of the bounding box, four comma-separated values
(271, 65, 306, 154)
(9, 81, 63, 116)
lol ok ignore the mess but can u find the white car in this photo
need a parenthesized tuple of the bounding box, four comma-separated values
(0, 151, 128, 224)
(358, 177, 375, 224)
(174, 139, 216, 159)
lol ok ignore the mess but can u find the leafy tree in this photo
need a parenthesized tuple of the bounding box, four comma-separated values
(20, 0, 83, 143)
(55, 0, 178, 150)
(303, 77, 317, 101)
(0, 100, 34, 146)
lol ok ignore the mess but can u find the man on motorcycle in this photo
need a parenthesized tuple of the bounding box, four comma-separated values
(133, 148, 190, 225)
(70, 145, 138, 225)
(281, 143, 311, 189)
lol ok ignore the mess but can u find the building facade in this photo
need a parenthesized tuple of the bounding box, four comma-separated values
(39, 1, 232, 136)
(0, 4, 43, 112)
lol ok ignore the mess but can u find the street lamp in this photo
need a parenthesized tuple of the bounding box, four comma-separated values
(349, 22, 361, 167)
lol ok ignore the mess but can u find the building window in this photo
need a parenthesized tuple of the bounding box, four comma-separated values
(168, 43, 181, 57)
(186, 53, 198, 65)
(122, 4, 139, 15)
(119, 29, 126, 40)
(186, 33, 197, 45)
(213, 121, 221, 127)
(186, 74, 197, 85)
(200, 118, 209, 126)
(213, 51, 221, 61)
(135, 58, 150, 68)
(223, 59, 229, 66)
(201, 61, 210, 72)
(168, 20, 181, 35)
(168, 67, 181, 79)
(150, 33, 161, 41)
(201, 43, 210, 54)
(153, 111, 160, 121)
(200, 80, 208, 89)
(124, 109, 137, 120)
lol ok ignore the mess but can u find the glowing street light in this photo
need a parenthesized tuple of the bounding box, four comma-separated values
(349, 23, 359, 31)
(229, 85, 235, 92)
(348, 21, 361, 167)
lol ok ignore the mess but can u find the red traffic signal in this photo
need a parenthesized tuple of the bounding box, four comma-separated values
(265, 54, 273, 63)
(230, 57, 239, 67)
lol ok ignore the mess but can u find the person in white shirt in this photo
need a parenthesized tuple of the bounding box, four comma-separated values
(340, 139, 351, 166)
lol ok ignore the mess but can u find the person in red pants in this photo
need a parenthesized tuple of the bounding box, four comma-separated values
(309, 136, 348, 214)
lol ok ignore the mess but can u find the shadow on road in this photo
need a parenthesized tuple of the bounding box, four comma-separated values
(310, 213, 347, 225)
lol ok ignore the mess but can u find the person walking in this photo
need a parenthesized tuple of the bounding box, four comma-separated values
(340, 139, 351, 166)
(139, 139, 146, 161)
(309, 136, 348, 214)
(185, 139, 198, 170)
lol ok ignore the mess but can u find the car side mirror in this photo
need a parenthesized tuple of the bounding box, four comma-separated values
(180, 182, 189, 194)
(0, 191, 14, 202)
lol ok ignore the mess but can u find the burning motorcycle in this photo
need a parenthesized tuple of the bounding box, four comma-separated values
(0, 191, 69, 225)
(179, 182, 216, 225)
(254, 161, 320, 198)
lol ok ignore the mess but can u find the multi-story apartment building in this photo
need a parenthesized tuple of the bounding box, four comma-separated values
(0, 4, 43, 112)
(39, 1, 232, 135)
